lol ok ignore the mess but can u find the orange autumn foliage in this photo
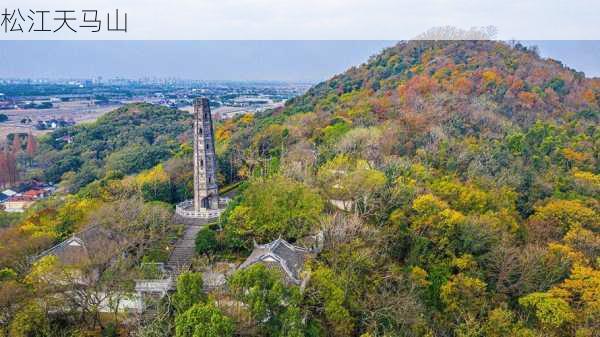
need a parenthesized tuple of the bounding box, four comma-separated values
(518, 91, 538, 109)
(582, 89, 596, 105)
(454, 77, 473, 95)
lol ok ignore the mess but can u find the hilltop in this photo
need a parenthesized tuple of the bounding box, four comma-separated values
(219, 40, 599, 215)
(209, 40, 600, 335)
(286, 40, 598, 127)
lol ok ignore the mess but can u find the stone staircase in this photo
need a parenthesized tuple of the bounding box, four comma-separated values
(135, 219, 217, 315)
(166, 222, 208, 275)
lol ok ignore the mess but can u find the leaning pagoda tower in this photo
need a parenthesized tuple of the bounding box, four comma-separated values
(175, 98, 227, 222)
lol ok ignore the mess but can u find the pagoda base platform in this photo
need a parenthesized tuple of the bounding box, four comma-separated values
(174, 199, 229, 225)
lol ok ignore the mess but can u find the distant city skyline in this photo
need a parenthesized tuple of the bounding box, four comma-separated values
(0, 41, 599, 82)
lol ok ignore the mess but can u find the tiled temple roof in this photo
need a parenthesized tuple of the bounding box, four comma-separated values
(239, 238, 309, 284)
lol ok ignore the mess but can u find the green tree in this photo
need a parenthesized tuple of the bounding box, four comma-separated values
(175, 302, 234, 337)
(195, 229, 217, 260)
(317, 155, 386, 214)
(483, 308, 537, 337)
(228, 264, 305, 337)
(440, 273, 488, 320)
(307, 266, 354, 337)
(0, 279, 30, 335)
(0, 211, 22, 228)
(137, 164, 174, 203)
(528, 199, 598, 242)
(519, 292, 575, 330)
(226, 176, 324, 242)
(0, 268, 16, 281)
(9, 303, 50, 337)
(172, 272, 206, 314)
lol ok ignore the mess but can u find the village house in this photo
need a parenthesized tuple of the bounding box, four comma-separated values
(22, 188, 48, 200)
(1, 189, 17, 198)
(1, 182, 55, 212)
(3, 195, 35, 212)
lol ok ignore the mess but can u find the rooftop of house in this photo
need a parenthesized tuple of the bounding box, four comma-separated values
(6, 195, 35, 202)
(36, 225, 124, 266)
(239, 238, 310, 284)
(16, 181, 52, 192)
(1, 189, 17, 197)
(22, 189, 45, 197)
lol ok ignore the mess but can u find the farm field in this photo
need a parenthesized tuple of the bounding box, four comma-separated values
(0, 101, 121, 139)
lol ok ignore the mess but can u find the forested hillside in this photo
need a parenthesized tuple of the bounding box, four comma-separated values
(212, 40, 600, 337)
(35, 103, 191, 192)
(219, 40, 599, 215)
(1, 40, 599, 337)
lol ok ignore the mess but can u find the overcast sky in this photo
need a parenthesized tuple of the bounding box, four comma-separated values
(0, 0, 599, 39)
(0, 40, 599, 82)
(1, 1, 598, 81)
